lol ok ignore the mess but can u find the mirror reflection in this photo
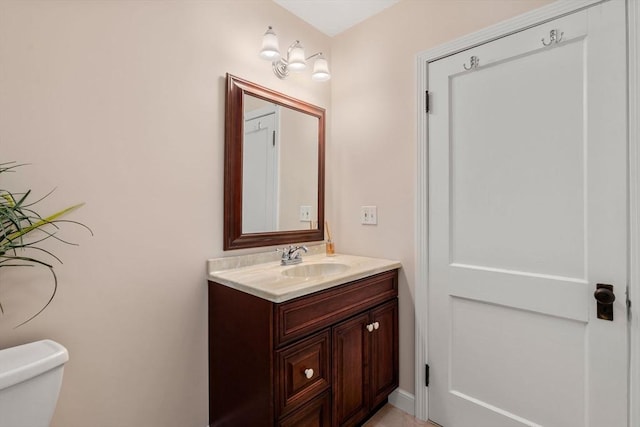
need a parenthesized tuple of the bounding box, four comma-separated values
(242, 94, 319, 233)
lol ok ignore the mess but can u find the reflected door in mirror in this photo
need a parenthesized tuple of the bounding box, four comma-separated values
(243, 102, 279, 233)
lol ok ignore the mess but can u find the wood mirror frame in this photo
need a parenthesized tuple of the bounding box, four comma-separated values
(224, 74, 325, 250)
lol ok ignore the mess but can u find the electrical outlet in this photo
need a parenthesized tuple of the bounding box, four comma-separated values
(299, 205, 312, 222)
(360, 206, 377, 225)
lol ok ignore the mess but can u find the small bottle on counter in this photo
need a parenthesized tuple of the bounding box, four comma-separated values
(325, 221, 335, 256)
(326, 240, 335, 256)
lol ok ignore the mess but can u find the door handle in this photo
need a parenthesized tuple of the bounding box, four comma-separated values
(594, 283, 615, 321)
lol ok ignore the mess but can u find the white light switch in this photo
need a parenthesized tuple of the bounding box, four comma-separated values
(360, 206, 377, 225)
(299, 205, 312, 222)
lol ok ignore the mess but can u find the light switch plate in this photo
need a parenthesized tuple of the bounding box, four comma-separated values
(361, 206, 377, 225)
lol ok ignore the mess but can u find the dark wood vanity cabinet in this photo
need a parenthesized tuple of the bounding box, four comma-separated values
(208, 269, 399, 427)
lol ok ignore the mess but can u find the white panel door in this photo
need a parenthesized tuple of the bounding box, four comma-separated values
(243, 110, 278, 233)
(427, 2, 628, 426)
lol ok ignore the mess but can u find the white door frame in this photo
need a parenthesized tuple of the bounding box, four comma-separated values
(414, 0, 640, 423)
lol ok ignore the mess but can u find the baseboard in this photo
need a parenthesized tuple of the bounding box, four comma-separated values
(205, 390, 416, 426)
(388, 388, 415, 416)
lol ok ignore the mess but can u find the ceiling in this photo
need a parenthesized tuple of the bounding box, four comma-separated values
(273, 0, 400, 37)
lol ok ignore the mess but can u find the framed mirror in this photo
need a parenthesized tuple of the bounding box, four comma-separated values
(224, 74, 325, 250)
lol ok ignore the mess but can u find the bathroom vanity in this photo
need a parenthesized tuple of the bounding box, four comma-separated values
(207, 253, 400, 427)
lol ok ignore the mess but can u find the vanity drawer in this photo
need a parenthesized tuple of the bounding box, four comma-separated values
(275, 270, 398, 346)
(278, 391, 331, 427)
(276, 330, 330, 416)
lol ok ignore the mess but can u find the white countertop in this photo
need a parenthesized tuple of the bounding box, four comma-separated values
(207, 252, 401, 303)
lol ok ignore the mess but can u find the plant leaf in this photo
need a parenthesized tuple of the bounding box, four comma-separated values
(1, 203, 85, 245)
(0, 258, 59, 328)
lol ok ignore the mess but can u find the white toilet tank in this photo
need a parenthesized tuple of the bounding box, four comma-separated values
(0, 339, 69, 427)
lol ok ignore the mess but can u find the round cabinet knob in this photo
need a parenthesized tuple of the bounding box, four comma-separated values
(594, 287, 615, 305)
(366, 324, 374, 332)
(304, 368, 314, 379)
(373, 322, 380, 330)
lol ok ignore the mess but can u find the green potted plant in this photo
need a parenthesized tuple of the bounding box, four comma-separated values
(0, 161, 91, 327)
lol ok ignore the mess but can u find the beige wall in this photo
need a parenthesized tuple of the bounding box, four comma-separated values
(279, 108, 319, 229)
(0, 1, 330, 426)
(329, 0, 552, 395)
(0, 0, 554, 425)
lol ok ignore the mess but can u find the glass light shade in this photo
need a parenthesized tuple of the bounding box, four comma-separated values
(287, 43, 306, 71)
(260, 27, 280, 60)
(312, 57, 331, 81)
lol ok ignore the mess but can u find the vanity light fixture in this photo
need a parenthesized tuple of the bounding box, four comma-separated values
(259, 26, 331, 82)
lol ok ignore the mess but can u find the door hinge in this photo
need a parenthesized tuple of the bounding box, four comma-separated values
(425, 363, 430, 387)
(425, 91, 430, 113)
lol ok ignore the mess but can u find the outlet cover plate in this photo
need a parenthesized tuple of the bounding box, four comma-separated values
(299, 205, 312, 222)
(361, 206, 377, 225)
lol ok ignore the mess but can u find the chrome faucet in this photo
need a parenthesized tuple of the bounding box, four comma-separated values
(278, 245, 308, 265)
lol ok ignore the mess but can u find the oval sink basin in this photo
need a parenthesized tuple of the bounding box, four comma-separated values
(282, 262, 349, 278)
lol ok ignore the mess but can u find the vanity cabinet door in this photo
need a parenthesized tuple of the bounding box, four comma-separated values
(332, 312, 371, 427)
(370, 300, 399, 409)
(332, 300, 399, 427)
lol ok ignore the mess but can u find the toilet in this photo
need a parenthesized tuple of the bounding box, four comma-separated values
(0, 339, 69, 427)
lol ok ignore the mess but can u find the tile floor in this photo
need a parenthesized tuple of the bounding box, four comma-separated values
(362, 404, 440, 427)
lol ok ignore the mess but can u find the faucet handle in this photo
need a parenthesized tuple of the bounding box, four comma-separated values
(292, 245, 308, 258)
(276, 245, 308, 262)
(275, 247, 290, 259)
